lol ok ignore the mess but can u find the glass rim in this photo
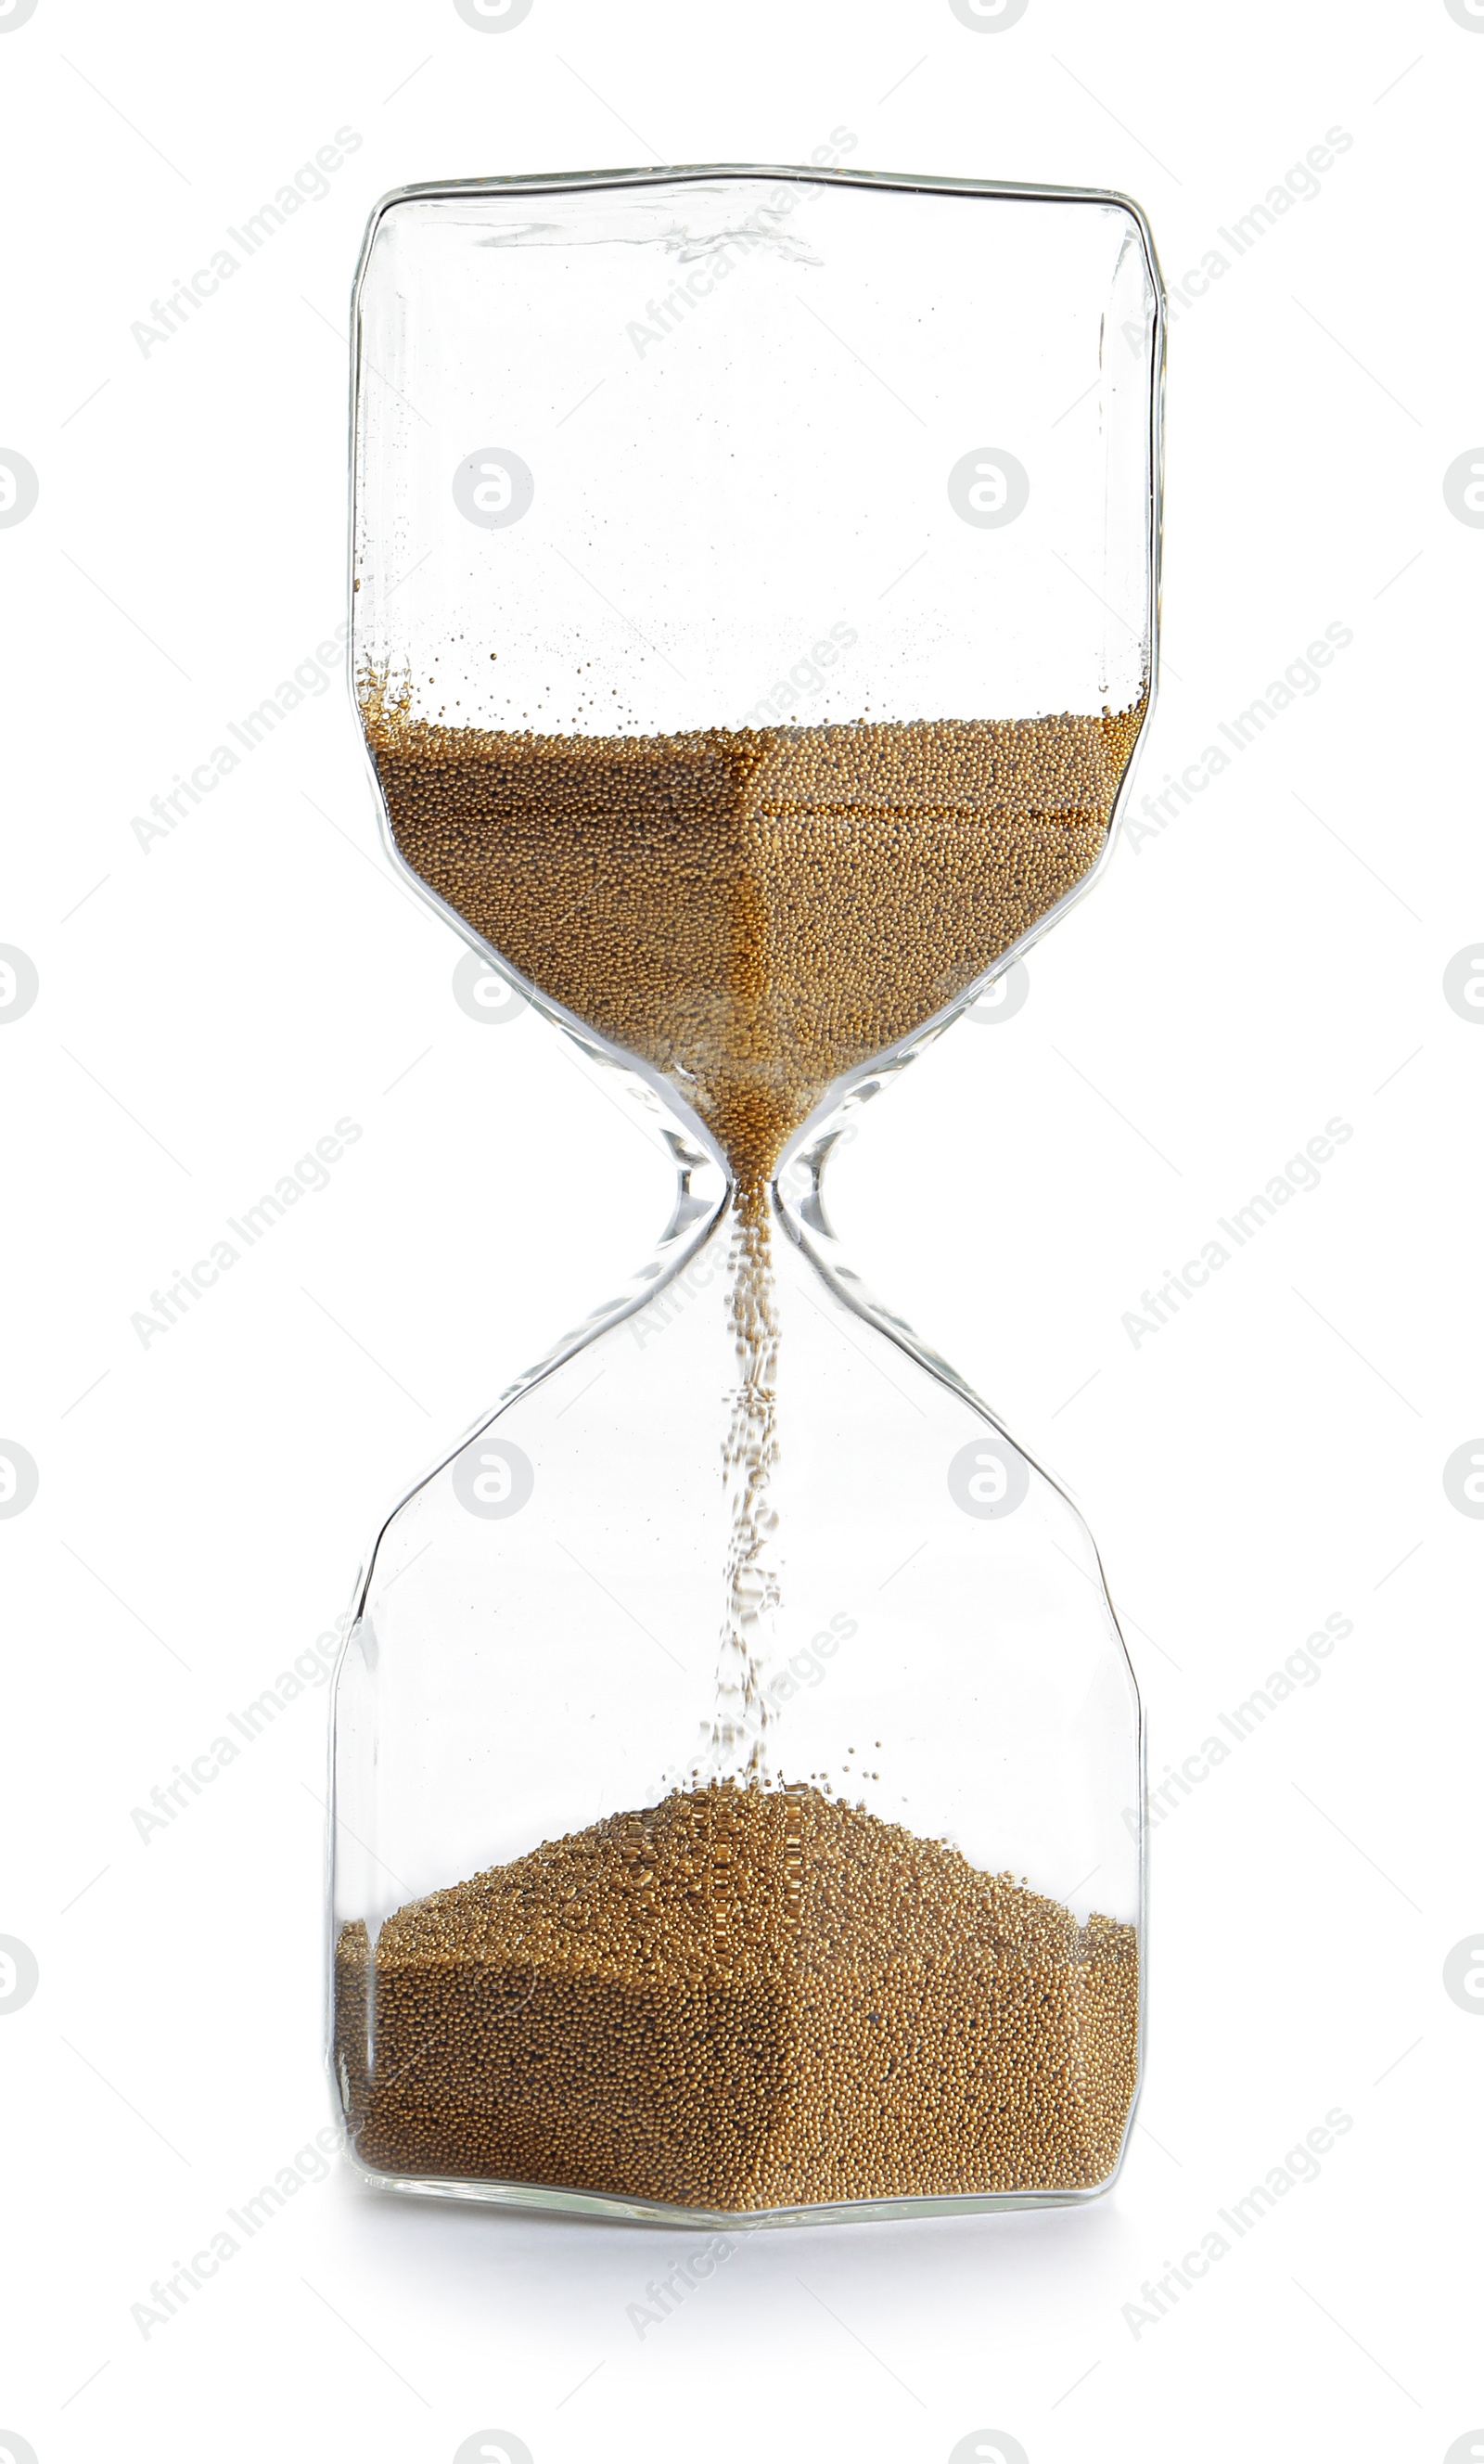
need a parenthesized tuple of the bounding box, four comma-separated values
(354, 158, 1165, 270)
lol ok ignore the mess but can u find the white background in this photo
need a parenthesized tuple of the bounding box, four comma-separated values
(2, 3, 1481, 2459)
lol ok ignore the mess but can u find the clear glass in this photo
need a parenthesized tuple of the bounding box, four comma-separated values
(329, 164, 1164, 2226)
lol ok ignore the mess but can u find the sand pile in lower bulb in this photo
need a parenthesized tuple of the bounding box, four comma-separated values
(336, 1783, 1138, 2211)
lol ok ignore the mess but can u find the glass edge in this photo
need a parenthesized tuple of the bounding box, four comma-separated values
(351, 156, 1164, 212)
(342, 2158, 1130, 2228)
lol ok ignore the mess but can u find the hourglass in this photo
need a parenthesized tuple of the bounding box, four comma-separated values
(330, 166, 1163, 2224)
